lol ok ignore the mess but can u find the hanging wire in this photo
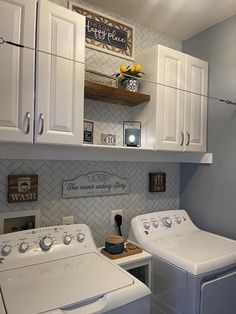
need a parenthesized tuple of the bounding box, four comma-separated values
(0, 36, 236, 106)
(0, 37, 83, 64)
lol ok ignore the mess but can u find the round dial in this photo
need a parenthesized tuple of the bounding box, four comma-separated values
(77, 233, 85, 243)
(40, 236, 53, 251)
(19, 242, 29, 253)
(63, 235, 72, 245)
(175, 217, 181, 224)
(143, 222, 150, 230)
(162, 217, 172, 227)
(2, 244, 12, 256)
(152, 220, 159, 228)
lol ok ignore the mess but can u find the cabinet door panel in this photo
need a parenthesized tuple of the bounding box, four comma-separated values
(35, 0, 85, 145)
(185, 56, 208, 152)
(0, 0, 36, 143)
(157, 46, 185, 151)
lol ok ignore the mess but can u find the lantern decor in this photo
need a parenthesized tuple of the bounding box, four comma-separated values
(123, 121, 141, 147)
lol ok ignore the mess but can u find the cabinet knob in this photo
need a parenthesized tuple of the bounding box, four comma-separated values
(39, 113, 44, 135)
(180, 132, 184, 146)
(186, 132, 190, 146)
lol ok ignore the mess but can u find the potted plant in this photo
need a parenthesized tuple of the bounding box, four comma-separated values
(115, 64, 144, 92)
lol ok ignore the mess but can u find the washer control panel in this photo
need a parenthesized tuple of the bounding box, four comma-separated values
(129, 209, 198, 243)
(0, 224, 96, 271)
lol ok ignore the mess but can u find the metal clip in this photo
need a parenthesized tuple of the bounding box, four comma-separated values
(0, 37, 5, 45)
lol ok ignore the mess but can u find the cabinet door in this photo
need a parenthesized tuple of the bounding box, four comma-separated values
(156, 45, 185, 151)
(184, 56, 208, 152)
(0, 0, 36, 143)
(35, 0, 85, 145)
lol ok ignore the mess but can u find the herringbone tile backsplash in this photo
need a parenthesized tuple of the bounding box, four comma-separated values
(0, 160, 179, 246)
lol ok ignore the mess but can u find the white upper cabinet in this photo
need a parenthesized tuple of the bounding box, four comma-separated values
(156, 45, 185, 151)
(0, 0, 36, 143)
(184, 55, 208, 152)
(35, 0, 85, 145)
(136, 44, 208, 152)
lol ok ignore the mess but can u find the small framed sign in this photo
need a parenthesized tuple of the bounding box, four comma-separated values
(101, 133, 116, 146)
(149, 172, 166, 192)
(68, 2, 134, 60)
(8, 175, 38, 203)
(84, 120, 94, 144)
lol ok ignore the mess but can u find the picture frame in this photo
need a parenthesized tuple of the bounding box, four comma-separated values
(68, 2, 135, 61)
(84, 119, 94, 144)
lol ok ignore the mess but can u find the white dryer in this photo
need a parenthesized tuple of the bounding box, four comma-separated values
(0, 224, 150, 314)
(128, 209, 236, 314)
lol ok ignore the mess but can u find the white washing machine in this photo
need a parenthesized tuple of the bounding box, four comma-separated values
(0, 224, 150, 314)
(128, 209, 236, 314)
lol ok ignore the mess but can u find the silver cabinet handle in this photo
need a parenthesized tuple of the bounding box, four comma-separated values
(186, 132, 190, 146)
(180, 132, 184, 146)
(39, 113, 44, 135)
(25, 112, 30, 134)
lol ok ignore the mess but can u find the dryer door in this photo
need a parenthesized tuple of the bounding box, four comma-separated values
(200, 270, 236, 314)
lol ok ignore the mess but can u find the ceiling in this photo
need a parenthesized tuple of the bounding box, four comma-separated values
(88, 0, 236, 40)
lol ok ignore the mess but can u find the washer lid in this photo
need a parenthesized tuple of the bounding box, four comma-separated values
(0, 252, 134, 314)
(147, 230, 236, 275)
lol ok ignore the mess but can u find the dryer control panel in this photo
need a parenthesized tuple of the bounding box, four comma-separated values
(0, 224, 97, 271)
(128, 209, 198, 245)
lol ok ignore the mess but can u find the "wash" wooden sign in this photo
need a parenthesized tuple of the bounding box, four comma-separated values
(8, 175, 38, 203)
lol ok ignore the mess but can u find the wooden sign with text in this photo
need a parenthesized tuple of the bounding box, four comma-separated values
(8, 175, 38, 203)
(69, 2, 134, 60)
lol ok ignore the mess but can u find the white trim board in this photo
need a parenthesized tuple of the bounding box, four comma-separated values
(0, 143, 213, 164)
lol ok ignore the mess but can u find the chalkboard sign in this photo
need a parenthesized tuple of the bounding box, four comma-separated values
(69, 2, 134, 60)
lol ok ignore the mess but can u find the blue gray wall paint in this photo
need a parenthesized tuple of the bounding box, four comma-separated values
(181, 15, 236, 239)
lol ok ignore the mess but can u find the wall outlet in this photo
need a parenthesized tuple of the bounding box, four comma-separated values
(62, 216, 74, 225)
(111, 209, 123, 226)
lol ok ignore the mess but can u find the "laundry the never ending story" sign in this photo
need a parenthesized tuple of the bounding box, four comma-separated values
(62, 172, 130, 198)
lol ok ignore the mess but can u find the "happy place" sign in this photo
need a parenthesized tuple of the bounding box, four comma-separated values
(69, 3, 134, 60)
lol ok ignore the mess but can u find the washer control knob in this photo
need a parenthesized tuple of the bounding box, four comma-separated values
(175, 217, 181, 224)
(63, 235, 72, 245)
(143, 222, 150, 230)
(162, 217, 172, 227)
(19, 242, 29, 253)
(152, 220, 159, 228)
(77, 233, 85, 243)
(40, 236, 53, 251)
(2, 244, 12, 256)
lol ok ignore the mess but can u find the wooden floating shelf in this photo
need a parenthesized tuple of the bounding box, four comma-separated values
(84, 80, 150, 106)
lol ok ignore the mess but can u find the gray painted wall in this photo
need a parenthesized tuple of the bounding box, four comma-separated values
(181, 15, 236, 239)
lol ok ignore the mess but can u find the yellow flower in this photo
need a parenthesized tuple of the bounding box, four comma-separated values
(130, 66, 135, 73)
(134, 64, 141, 72)
(120, 65, 127, 73)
